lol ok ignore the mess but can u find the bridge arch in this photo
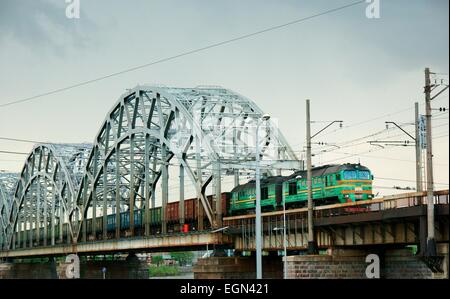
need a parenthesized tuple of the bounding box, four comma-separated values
(5, 144, 91, 250)
(1, 86, 299, 249)
(0, 173, 18, 250)
(74, 86, 299, 242)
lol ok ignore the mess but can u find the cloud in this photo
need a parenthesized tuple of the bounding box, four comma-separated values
(0, 0, 96, 52)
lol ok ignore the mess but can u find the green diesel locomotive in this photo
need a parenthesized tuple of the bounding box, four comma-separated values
(229, 163, 373, 215)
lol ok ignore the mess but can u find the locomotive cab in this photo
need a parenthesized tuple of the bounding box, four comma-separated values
(337, 164, 374, 202)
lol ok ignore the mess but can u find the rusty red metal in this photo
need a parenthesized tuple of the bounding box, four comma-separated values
(162, 192, 232, 224)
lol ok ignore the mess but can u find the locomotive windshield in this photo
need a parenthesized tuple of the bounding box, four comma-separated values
(343, 169, 371, 180)
(343, 170, 357, 180)
(358, 170, 371, 180)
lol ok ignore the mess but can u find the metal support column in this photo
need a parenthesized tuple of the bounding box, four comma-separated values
(233, 117, 240, 187)
(82, 181, 87, 243)
(15, 219, 20, 249)
(424, 67, 436, 256)
(195, 135, 204, 231)
(36, 177, 41, 247)
(151, 148, 157, 218)
(103, 123, 110, 240)
(23, 211, 27, 248)
(29, 197, 33, 248)
(59, 198, 63, 244)
(255, 120, 262, 279)
(18, 214, 27, 248)
(415, 102, 423, 193)
(144, 136, 150, 236)
(92, 152, 98, 240)
(161, 145, 169, 234)
(102, 172, 108, 240)
(43, 180, 48, 246)
(115, 146, 121, 239)
(306, 99, 317, 254)
(179, 164, 185, 228)
(130, 135, 135, 237)
(215, 161, 222, 227)
(51, 184, 56, 246)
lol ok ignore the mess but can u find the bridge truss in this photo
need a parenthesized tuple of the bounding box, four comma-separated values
(0, 86, 300, 251)
(0, 173, 18, 250)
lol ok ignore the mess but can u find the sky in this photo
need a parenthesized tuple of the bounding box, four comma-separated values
(0, 0, 448, 199)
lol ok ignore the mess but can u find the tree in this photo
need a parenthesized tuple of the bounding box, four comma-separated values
(152, 255, 163, 267)
(170, 252, 194, 266)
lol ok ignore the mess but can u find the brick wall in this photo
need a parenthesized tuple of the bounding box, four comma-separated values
(0, 262, 58, 279)
(383, 256, 432, 279)
(0, 258, 150, 279)
(193, 256, 282, 279)
(285, 247, 449, 279)
(286, 255, 367, 279)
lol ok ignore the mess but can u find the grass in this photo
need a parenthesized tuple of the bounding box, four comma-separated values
(148, 265, 180, 277)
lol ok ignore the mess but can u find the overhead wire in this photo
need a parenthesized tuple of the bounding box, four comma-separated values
(0, 0, 366, 108)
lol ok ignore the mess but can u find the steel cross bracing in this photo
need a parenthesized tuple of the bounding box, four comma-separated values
(0, 86, 299, 251)
(0, 172, 19, 250)
(2, 144, 91, 250)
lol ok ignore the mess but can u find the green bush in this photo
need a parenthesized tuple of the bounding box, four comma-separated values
(148, 265, 179, 277)
(170, 252, 194, 266)
(151, 255, 164, 266)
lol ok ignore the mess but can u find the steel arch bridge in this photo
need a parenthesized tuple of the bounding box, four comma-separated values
(0, 86, 300, 252)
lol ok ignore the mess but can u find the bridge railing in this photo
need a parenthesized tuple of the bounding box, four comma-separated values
(368, 189, 449, 211)
(223, 190, 450, 227)
(309, 190, 449, 218)
(221, 190, 449, 252)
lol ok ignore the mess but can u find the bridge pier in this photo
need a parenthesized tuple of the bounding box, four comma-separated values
(0, 254, 150, 279)
(419, 215, 428, 255)
(0, 258, 58, 279)
(285, 245, 448, 279)
(192, 244, 449, 279)
(193, 255, 283, 279)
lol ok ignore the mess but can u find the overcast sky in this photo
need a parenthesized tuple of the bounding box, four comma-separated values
(0, 0, 448, 198)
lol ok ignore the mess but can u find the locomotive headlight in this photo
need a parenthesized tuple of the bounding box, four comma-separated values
(344, 194, 349, 198)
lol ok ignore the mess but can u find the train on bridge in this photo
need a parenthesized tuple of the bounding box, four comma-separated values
(13, 163, 373, 244)
(229, 163, 373, 215)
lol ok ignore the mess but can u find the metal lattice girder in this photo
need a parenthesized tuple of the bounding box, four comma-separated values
(1, 85, 300, 250)
(4, 143, 91, 249)
(0, 172, 18, 249)
(73, 85, 299, 240)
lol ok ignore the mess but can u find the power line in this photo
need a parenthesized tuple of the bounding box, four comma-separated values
(0, 0, 365, 109)
(0, 150, 29, 155)
(291, 127, 392, 153)
(0, 137, 44, 143)
(375, 177, 449, 186)
(312, 122, 448, 155)
(303, 98, 449, 142)
(316, 131, 449, 165)
(373, 185, 417, 190)
(293, 117, 427, 153)
(330, 150, 449, 167)
(316, 107, 415, 139)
